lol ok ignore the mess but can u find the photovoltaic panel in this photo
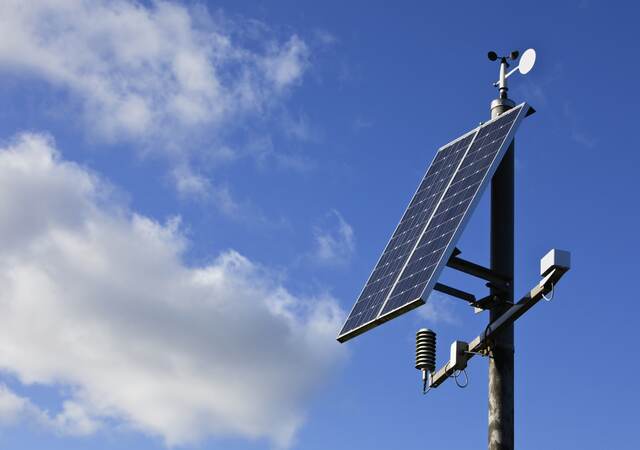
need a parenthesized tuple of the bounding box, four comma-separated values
(337, 131, 477, 340)
(380, 104, 528, 317)
(337, 103, 530, 343)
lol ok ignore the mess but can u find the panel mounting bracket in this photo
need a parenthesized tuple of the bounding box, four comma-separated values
(433, 249, 512, 311)
(446, 250, 511, 291)
(433, 282, 477, 305)
(472, 294, 504, 312)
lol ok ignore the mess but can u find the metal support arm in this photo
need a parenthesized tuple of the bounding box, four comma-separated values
(446, 255, 511, 291)
(429, 265, 569, 389)
(434, 282, 477, 304)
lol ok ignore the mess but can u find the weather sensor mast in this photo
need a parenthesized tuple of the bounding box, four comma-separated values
(485, 47, 537, 450)
(337, 47, 569, 450)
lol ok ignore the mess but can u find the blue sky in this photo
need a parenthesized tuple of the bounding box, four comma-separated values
(0, 1, 637, 449)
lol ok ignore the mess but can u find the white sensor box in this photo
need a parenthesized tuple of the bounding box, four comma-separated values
(540, 249, 571, 277)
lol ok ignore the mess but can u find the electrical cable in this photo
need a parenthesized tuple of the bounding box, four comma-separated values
(422, 371, 432, 395)
(542, 282, 555, 302)
(453, 369, 468, 388)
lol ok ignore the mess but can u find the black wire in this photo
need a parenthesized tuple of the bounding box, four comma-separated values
(453, 369, 468, 388)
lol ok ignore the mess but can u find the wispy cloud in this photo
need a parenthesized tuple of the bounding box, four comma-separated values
(353, 116, 373, 132)
(312, 29, 339, 47)
(311, 210, 356, 267)
(171, 164, 290, 230)
(518, 60, 569, 108)
(0, 1, 308, 143)
(244, 133, 317, 173)
(417, 292, 460, 325)
(519, 67, 596, 150)
(0, 133, 346, 447)
(172, 164, 214, 199)
(563, 101, 597, 149)
(282, 111, 316, 142)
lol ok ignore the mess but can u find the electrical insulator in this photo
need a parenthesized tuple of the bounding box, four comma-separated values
(416, 328, 436, 393)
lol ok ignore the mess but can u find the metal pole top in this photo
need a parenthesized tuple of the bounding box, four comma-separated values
(490, 98, 515, 118)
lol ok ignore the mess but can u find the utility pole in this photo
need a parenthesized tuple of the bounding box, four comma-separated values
(489, 55, 516, 450)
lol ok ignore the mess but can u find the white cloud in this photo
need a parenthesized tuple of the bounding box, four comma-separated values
(0, 384, 99, 435)
(312, 29, 339, 47)
(312, 211, 355, 267)
(0, 0, 316, 224)
(171, 164, 213, 199)
(563, 102, 596, 149)
(169, 165, 287, 227)
(0, 0, 309, 149)
(353, 116, 373, 132)
(282, 112, 314, 142)
(263, 35, 309, 90)
(0, 385, 26, 426)
(0, 133, 345, 447)
(417, 293, 460, 325)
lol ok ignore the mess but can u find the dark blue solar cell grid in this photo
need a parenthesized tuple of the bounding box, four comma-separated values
(338, 132, 476, 338)
(380, 105, 524, 316)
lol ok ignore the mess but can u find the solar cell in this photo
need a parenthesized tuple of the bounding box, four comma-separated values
(337, 131, 477, 339)
(337, 103, 530, 342)
(380, 104, 527, 317)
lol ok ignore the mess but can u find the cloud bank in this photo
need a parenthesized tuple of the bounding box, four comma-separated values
(0, 133, 345, 447)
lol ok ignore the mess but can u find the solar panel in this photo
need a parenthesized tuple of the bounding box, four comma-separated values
(337, 132, 476, 339)
(337, 103, 530, 342)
